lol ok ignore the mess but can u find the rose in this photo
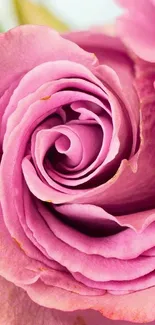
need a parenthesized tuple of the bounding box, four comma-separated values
(0, 24, 154, 324)
(0, 23, 153, 324)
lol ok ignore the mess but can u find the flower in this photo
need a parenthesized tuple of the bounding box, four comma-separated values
(0, 24, 155, 323)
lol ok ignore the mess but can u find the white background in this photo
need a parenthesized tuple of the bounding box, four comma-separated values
(0, 0, 122, 31)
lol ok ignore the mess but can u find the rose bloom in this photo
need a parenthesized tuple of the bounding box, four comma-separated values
(0, 20, 155, 324)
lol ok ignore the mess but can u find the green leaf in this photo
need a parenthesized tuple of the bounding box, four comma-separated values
(12, 0, 69, 32)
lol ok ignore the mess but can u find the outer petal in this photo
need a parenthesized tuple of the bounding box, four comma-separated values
(63, 31, 133, 81)
(0, 203, 105, 296)
(0, 25, 97, 96)
(116, 0, 155, 62)
(0, 276, 113, 325)
(25, 279, 155, 323)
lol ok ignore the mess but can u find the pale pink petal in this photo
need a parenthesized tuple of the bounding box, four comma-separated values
(25, 279, 155, 323)
(116, 0, 155, 62)
(0, 276, 113, 325)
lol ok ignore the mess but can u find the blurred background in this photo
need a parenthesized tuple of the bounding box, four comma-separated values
(0, 0, 122, 32)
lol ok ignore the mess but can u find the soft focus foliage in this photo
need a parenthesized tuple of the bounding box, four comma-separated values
(0, 0, 122, 32)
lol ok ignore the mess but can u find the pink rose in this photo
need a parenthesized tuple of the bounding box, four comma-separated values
(0, 24, 155, 324)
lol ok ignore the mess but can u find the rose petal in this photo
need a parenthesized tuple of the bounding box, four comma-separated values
(0, 276, 111, 325)
(0, 25, 96, 96)
(17, 192, 155, 283)
(95, 64, 139, 156)
(72, 270, 155, 293)
(64, 30, 139, 130)
(0, 200, 105, 296)
(116, 0, 155, 62)
(52, 204, 155, 259)
(0, 78, 21, 146)
(24, 279, 155, 323)
(3, 60, 103, 149)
